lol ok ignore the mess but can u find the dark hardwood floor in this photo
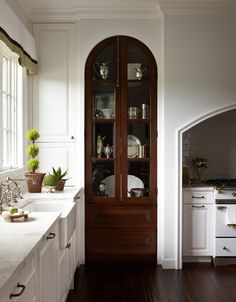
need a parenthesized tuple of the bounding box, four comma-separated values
(66, 263, 236, 302)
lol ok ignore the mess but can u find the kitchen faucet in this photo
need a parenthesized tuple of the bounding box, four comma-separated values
(0, 177, 24, 208)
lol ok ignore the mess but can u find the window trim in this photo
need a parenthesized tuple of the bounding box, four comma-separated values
(0, 41, 24, 176)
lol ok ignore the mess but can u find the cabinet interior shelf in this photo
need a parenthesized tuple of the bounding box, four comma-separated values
(127, 157, 149, 161)
(128, 119, 150, 122)
(92, 157, 114, 161)
(93, 79, 115, 84)
(93, 119, 114, 123)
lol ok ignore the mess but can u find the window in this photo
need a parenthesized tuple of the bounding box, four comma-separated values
(0, 41, 23, 172)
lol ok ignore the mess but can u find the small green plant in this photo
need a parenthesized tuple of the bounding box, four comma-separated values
(191, 157, 208, 169)
(43, 167, 69, 189)
(52, 167, 68, 181)
(44, 174, 58, 186)
(26, 128, 40, 173)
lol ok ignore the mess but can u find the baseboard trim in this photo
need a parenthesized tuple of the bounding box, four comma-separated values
(159, 258, 177, 269)
(183, 256, 212, 263)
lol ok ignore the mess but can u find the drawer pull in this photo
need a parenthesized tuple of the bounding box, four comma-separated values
(192, 196, 205, 199)
(10, 283, 26, 299)
(66, 242, 71, 249)
(192, 205, 205, 208)
(217, 206, 227, 210)
(46, 232, 56, 240)
(223, 246, 229, 251)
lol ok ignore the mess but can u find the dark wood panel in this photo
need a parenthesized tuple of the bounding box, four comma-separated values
(85, 36, 157, 263)
(86, 229, 156, 262)
(86, 205, 156, 229)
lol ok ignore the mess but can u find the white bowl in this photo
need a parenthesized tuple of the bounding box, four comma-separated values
(100, 108, 113, 119)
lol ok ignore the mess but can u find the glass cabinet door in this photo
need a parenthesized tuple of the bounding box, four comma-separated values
(89, 40, 117, 199)
(86, 36, 157, 203)
(122, 42, 154, 200)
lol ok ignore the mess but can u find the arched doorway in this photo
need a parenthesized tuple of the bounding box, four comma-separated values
(84, 36, 158, 262)
(178, 104, 236, 268)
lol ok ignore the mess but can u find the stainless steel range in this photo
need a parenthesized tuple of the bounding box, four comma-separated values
(206, 179, 236, 265)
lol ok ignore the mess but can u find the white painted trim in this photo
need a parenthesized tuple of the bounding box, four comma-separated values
(0, 166, 24, 181)
(159, 257, 177, 269)
(177, 103, 236, 270)
(7, 1, 236, 24)
(159, 1, 236, 16)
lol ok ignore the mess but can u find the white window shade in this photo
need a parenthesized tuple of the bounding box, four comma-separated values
(0, 0, 38, 75)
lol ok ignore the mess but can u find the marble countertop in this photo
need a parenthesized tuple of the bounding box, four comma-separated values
(22, 185, 81, 201)
(0, 185, 81, 293)
(0, 212, 60, 291)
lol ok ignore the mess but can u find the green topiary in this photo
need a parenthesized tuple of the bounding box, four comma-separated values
(27, 159, 39, 172)
(26, 128, 40, 173)
(26, 128, 40, 142)
(27, 145, 39, 158)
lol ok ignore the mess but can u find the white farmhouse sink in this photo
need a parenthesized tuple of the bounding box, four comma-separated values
(22, 199, 76, 249)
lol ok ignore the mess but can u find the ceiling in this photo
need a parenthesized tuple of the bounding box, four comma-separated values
(5, 0, 236, 23)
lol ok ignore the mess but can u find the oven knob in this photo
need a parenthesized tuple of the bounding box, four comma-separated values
(232, 192, 236, 197)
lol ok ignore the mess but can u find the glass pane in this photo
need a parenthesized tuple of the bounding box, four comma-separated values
(127, 161, 150, 197)
(2, 94, 8, 167)
(127, 43, 150, 80)
(93, 44, 116, 81)
(2, 56, 8, 92)
(94, 123, 115, 158)
(92, 161, 114, 197)
(93, 82, 115, 119)
(127, 122, 149, 158)
(127, 82, 150, 120)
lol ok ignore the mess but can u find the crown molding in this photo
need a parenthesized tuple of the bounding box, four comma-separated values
(30, 6, 161, 22)
(5, 0, 236, 24)
(159, 1, 236, 15)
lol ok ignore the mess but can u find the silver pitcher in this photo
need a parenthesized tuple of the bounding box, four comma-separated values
(94, 62, 109, 80)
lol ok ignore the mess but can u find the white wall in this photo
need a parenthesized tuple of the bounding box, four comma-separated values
(163, 15, 236, 268)
(30, 14, 236, 269)
(76, 17, 163, 253)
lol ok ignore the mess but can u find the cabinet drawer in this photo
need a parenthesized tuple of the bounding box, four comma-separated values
(86, 229, 156, 261)
(86, 205, 156, 229)
(215, 238, 236, 256)
(0, 253, 38, 302)
(183, 190, 213, 204)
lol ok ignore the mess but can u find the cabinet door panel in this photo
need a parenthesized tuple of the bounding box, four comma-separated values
(86, 230, 156, 261)
(183, 204, 213, 256)
(86, 205, 156, 229)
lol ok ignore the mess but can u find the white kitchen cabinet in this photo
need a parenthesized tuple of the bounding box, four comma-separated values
(1, 252, 38, 302)
(32, 23, 78, 185)
(58, 247, 67, 302)
(67, 232, 75, 289)
(39, 222, 59, 302)
(57, 231, 76, 302)
(183, 188, 214, 256)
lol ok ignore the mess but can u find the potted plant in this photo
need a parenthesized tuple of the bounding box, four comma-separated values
(25, 128, 45, 193)
(191, 157, 208, 183)
(44, 167, 69, 191)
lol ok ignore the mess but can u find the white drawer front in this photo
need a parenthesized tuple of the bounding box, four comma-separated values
(215, 238, 236, 256)
(215, 205, 236, 237)
(183, 190, 213, 204)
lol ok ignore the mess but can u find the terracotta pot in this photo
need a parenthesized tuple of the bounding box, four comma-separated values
(55, 180, 66, 191)
(25, 172, 46, 193)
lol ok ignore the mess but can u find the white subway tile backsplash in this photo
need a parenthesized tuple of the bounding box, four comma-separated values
(183, 109, 236, 180)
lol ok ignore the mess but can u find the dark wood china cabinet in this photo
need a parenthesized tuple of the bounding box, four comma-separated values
(85, 36, 157, 262)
